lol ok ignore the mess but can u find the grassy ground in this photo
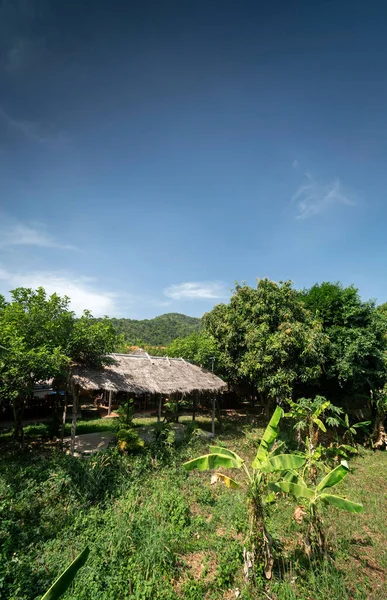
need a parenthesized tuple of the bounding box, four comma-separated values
(0, 413, 386, 599)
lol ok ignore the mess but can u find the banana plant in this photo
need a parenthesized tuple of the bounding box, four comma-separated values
(41, 546, 89, 599)
(336, 413, 371, 445)
(183, 406, 305, 579)
(274, 461, 363, 557)
(285, 396, 343, 447)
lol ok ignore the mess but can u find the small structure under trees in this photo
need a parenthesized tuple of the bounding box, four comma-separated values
(69, 353, 226, 444)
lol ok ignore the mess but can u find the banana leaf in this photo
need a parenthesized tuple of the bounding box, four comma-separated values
(313, 417, 327, 432)
(314, 400, 331, 418)
(209, 447, 244, 465)
(275, 481, 315, 499)
(252, 406, 283, 468)
(212, 472, 240, 488)
(260, 454, 306, 473)
(316, 461, 349, 492)
(319, 493, 364, 513)
(41, 546, 89, 600)
(183, 453, 241, 471)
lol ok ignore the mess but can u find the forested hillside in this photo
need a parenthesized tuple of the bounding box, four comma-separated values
(109, 313, 202, 345)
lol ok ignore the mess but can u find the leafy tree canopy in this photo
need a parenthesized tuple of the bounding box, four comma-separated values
(203, 279, 328, 404)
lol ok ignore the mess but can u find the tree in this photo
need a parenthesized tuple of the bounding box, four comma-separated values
(204, 279, 328, 414)
(0, 288, 118, 441)
(300, 282, 387, 401)
(0, 289, 72, 439)
(167, 332, 220, 370)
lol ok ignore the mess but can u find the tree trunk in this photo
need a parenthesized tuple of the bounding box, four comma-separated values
(70, 385, 79, 455)
(262, 396, 272, 420)
(60, 393, 67, 446)
(13, 396, 24, 442)
(250, 492, 274, 580)
(373, 416, 387, 449)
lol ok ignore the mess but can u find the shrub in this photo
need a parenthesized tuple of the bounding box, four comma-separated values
(117, 428, 145, 453)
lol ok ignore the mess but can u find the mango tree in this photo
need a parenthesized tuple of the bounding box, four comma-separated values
(183, 406, 305, 580)
(274, 461, 363, 557)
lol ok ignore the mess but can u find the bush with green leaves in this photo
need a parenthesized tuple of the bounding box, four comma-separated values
(117, 428, 145, 453)
(117, 398, 135, 428)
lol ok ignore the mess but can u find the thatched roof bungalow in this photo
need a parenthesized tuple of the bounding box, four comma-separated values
(70, 353, 226, 397)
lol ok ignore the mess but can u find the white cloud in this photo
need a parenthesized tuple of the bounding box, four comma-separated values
(292, 159, 298, 169)
(0, 268, 118, 317)
(292, 175, 355, 220)
(164, 281, 228, 300)
(0, 221, 77, 250)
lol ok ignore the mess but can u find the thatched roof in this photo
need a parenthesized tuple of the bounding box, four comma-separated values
(70, 353, 226, 395)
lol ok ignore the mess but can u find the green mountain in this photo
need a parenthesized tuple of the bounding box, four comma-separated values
(110, 313, 202, 346)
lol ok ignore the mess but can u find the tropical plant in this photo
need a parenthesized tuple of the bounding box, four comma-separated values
(183, 407, 305, 580)
(372, 385, 387, 449)
(285, 396, 343, 447)
(117, 398, 135, 428)
(336, 413, 371, 445)
(274, 461, 363, 557)
(117, 428, 144, 453)
(41, 546, 89, 599)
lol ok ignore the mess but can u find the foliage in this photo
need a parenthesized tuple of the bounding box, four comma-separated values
(41, 546, 89, 600)
(65, 311, 117, 368)
(117, 428, 145, 453)
(203, 279, 328, 408)
(0, 287, 118, 438)
(335, 413, 371, 445)
(274, 461, 363, 557)
(117, 398, 135, 427)
(149, 422, 176, 458)
(285, 396, 343, 446)
(300, 282, 387, 400)
(0, 414, 385, 600)
(184, 407, 305, 580)
(107, 313, 202, 346)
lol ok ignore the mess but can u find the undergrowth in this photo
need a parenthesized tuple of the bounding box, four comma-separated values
(0, 416, 386, 599)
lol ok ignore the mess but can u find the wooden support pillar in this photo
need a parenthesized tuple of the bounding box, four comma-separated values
(192, 395, 196, 422)
(212, 397, 216, 436)
(158, 395, 162, 422)
(108, 390, 113, 416)
(71, 384, 79, 455)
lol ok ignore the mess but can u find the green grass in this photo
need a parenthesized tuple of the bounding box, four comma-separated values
(0, 414, 386, 600)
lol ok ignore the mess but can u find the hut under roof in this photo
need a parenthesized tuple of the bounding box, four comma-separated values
(70, 353, 226, 396)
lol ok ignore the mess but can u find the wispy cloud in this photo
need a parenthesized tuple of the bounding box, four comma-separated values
(292, 159, 298, 169)
(0, 106, 68, 146)
(0, 268, 119, 317)
(0, 220, 77, 251)
(0, 0, 44, 72)
(292, 175, 355, 220)
(164, 281, 228, 300)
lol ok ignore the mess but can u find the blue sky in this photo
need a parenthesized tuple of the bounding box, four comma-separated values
(1, 0, 387, 318)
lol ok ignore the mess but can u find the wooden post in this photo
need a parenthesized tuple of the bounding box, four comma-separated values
(212, 397, 216, 436)
(158, 395, 162, 422)
(192, 395, 196, 422)
(108, 390, 113, 416)
(60, 393, 67, 445)
(70, 384, 79, 455)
